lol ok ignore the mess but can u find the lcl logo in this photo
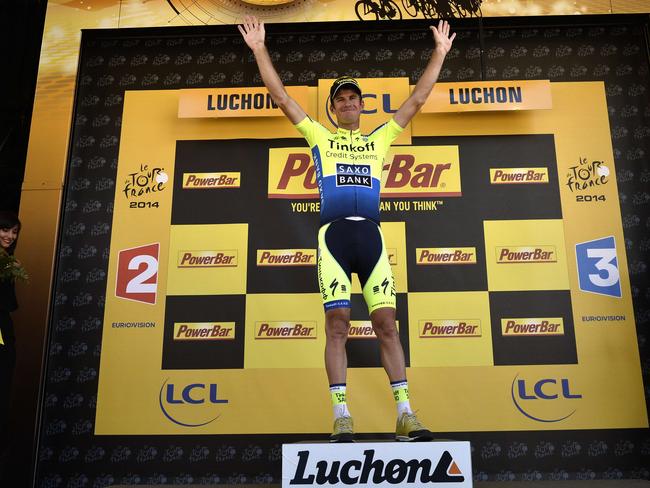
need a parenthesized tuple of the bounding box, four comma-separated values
(511, 375, 582, 423)
(159, 379, 228, 427)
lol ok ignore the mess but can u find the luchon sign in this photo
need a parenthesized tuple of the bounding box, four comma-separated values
(281, 442, 472, 488)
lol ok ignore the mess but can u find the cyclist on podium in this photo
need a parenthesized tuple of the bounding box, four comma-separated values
(239, 16, 455, 442)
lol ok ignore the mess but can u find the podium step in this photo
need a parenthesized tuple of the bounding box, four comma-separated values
(283, 440, 472, 487)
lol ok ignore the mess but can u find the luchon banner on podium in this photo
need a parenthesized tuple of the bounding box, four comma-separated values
(96, 79, 647, 435)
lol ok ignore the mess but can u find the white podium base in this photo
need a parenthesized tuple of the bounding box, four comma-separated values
(282, 440, 472, 488)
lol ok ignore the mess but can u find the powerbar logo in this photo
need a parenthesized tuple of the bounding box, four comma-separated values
(255, 321, 317, 339)
(419, 320, 481, 338)
(173, 322, 235, 341)
(182, 172, 240, 189)
(496, 246, 556, 264)
(178, 250, 238, 267)
(490, 168, 549, 184)
(348, 321, 400, 339)
(501, 318, 564, 336)
(256, 249, 316, 266)
(336, 163, 372, 187)
(416, 248, 476, 265)
(289, 449, 465, 485)
(267, 146, 461, 198)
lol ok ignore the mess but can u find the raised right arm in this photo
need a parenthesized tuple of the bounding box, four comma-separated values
(238, 16, 306, 125)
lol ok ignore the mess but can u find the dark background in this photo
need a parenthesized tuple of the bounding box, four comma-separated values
(2, 9, 648, 487)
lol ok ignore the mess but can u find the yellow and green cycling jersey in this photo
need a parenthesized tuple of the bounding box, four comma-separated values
(294, 116, 404, 225)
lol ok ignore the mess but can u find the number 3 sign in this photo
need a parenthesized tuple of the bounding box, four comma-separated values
(115, 243, 160, 304)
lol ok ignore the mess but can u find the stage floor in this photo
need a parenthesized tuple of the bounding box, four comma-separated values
(111, 480, 650, 488)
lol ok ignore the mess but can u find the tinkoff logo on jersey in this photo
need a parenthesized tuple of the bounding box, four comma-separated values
(501, 318, 564, 336)
(173, 322, 235, 341)
(257, 249, 316, 266)
(416, 248, 477, 265)
(419, 320, 481, 338)
(387, 248, 397, 265)
(496, 246, 556, 264)
(348, 320, 400, 339)
(177, 250, 238, 267)
(490, 168, 549, 184)
(255, 321, 317, 339)
(182, 172, 240, 189)
(336, 163, 372, 187)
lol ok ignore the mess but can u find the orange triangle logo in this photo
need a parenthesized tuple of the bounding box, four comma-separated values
(448, 461, 462, 475)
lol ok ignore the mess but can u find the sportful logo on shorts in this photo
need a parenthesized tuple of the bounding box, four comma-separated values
(335, 163, 372, 187)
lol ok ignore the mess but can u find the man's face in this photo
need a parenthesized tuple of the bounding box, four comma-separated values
(330, 88, 364, 126)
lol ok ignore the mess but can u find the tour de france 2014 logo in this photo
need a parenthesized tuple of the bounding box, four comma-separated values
(159, 379, 228, 427)
(123, 163, 168, 209)
(511, 374, 582, 423)
(565, 157, 610, 203)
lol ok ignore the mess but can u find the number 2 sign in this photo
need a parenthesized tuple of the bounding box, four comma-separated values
(115, 243, 160, 304)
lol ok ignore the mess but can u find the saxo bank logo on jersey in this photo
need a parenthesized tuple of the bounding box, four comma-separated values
(511, 374, 582, 423)
(576, 236, 621, 298)
(159, 379, 228, 427)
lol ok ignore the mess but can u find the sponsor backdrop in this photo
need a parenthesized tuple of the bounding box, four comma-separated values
(99, 80, 644, 434)
(36, 16, 649, 486)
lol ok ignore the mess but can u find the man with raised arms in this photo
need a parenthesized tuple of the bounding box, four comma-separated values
(239, 16, 455, 442)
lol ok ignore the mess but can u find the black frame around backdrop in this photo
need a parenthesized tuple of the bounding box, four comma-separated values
(35, 14, 650, 487)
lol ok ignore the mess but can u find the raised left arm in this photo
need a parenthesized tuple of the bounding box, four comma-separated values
(393, 20, 456, 128)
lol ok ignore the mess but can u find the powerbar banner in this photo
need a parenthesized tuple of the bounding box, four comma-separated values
(96, 80, 647, 435)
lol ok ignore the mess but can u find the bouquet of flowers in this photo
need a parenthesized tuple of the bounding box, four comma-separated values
(0, 249, 28, 282)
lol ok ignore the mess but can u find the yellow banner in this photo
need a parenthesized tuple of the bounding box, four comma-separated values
(96, 84, 647, 435)
(423, 80, 552, 113)
(178, 86, 309, 118)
